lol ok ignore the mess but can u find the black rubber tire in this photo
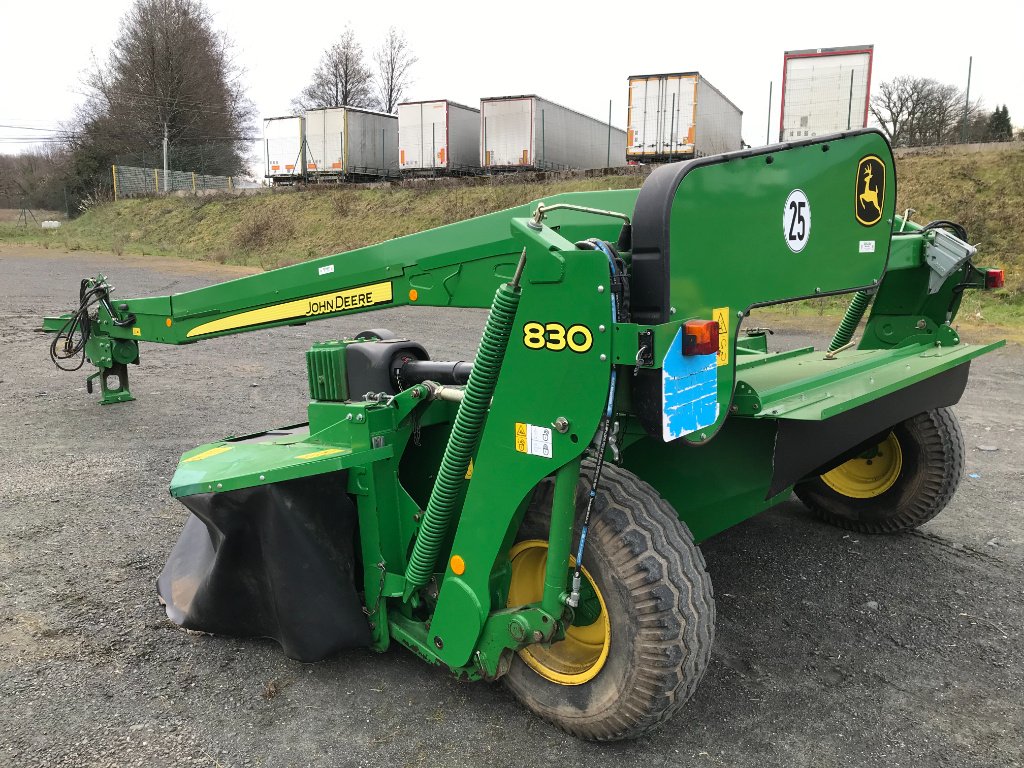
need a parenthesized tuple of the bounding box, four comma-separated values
(504, 462, 715, 741)
(795, 407, 965, 534)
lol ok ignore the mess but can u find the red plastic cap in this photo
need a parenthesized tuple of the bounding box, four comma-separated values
(985, 269, 1005, 289)
(683, 320, 719, 356)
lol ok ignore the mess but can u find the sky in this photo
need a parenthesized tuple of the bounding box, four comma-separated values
(2, 0, 1021, 177)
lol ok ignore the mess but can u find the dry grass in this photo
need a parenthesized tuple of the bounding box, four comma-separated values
(0, 208, 62, 223)
(895, 144, 1024, 324)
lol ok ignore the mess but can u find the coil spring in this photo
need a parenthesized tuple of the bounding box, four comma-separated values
(828, 290, 873, 352)
(404, 281, 522, 594)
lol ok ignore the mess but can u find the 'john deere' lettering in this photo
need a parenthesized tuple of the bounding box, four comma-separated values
(306, 291, 375, 316)
(187, 282, 393, 338)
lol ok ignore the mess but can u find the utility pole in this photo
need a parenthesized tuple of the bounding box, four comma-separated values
(847, 70, 855, 130)
(162, 122, 169, 193)
(960, 56, 973, 144)
(607, 99, 612, 168)
(766, 82, 772, 145)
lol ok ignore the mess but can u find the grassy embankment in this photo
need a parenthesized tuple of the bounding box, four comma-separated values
(1, 144, 1020, 327)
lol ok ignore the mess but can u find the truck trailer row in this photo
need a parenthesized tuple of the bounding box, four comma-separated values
(263, 73, 743, 184)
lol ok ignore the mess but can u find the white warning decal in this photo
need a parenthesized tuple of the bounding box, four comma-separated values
(784, 189, 811, 253)
(318, 264, 335, 276)
(515, 422, 553, 459)
(859, 240, 876, 253)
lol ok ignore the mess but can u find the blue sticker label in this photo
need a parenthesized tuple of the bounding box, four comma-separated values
(662, 328, 719, 441)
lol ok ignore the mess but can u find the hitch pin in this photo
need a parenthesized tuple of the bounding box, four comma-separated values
(824, 340, 856, 360)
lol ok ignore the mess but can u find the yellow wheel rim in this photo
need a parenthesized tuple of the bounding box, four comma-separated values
(507, 540, 610, 686)
(821, 431, 903, 499)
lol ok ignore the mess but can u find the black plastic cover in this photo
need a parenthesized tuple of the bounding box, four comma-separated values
(346, 339, 427, 398)
(157, 472, 371, 661)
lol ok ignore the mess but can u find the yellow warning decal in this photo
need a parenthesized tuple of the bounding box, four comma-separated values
(132, 327, 141, 337)
(186, 281, 394, 338)
(515, 422, 528, 453)
(295, 448, 346, 460)
(713, 306, 729, 366)
(182, 445, 232, 463)
(514, 422, 553, 458)
(465, 458, 474, 480)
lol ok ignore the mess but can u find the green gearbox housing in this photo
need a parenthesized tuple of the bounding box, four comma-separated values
(41, 129, 1005, 741)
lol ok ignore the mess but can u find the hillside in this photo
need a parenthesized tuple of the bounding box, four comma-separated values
(2, 144, 1020, 324)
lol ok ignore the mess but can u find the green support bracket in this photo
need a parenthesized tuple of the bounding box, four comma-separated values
(82, 331, 138, 404)
(86, 365, 135, 405)
(541, 456, 580, 615)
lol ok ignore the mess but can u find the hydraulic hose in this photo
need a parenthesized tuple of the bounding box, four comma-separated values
(828, 290, 873, 353)
(566, 240, 620, 608)
(404, 271, 523, 598)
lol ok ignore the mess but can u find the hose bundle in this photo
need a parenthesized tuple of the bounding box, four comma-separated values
(49, 279, 109, 371)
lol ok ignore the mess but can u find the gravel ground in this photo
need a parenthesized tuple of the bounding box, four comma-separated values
(2, 246, 1022, 768)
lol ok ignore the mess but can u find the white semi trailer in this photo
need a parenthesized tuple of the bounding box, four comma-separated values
(263, 116, 305, 183)
(626, 72, 742, 163)
(779, 45, 874, 141)
(480, 95, 626, 172)
(304, 107, 399, 180)
(398, 100, 480, 175)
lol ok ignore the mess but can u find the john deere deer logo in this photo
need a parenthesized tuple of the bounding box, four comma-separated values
(855, 155, 885, 226)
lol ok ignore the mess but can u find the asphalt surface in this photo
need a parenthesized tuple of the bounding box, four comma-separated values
(2, 246, 1022, 768)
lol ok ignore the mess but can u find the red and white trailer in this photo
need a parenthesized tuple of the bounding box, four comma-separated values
(779, 45, 874, 142)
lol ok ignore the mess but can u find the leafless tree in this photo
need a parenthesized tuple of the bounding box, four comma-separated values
(373, 27, 417, 114)
(293, 26, 374, 111)
(63, 0, 253, 207)
(870, 76, 983, 147)
(0, 147, 70, 211)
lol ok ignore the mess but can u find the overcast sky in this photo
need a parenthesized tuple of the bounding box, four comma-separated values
(2, 0, 1021, 176)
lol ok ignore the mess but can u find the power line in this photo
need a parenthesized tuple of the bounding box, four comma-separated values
(66, 87, 250, 120)
(0, 123, 68, 132)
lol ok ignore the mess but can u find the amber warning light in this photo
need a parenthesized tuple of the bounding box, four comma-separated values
(683, 320, 719, 356)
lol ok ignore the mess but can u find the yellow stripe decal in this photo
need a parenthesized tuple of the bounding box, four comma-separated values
(182, 445, 232, 463)
(295, 448, 346, 460)
(186, 281, 394, 338)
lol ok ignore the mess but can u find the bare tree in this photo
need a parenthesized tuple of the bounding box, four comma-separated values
(72, 0, 253, 176)
(871, 75, 984, 147)
(294, 26, 373, 111)
(373, 27, 417, 114)
(0, 147, 70, 211)
(869, 76, 920, 147)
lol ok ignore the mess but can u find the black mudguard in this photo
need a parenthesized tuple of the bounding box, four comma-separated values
(769, 363, 970, 497)
(157, 471, 371, 661)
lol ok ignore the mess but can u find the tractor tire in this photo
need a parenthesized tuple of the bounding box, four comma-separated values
(504, 462, 715, 741)
(795, 407, 965, 534)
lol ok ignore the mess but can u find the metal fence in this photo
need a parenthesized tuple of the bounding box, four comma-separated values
(112, 165, 235, 200)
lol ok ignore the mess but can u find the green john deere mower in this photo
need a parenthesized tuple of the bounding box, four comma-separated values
(43, 130, 1004, 740)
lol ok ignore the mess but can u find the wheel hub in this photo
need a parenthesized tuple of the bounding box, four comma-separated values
(507, 540, 610, 685)
(821, 431, 903, 499)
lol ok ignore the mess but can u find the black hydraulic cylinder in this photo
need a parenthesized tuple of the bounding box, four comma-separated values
(394, 359, 473, 388)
